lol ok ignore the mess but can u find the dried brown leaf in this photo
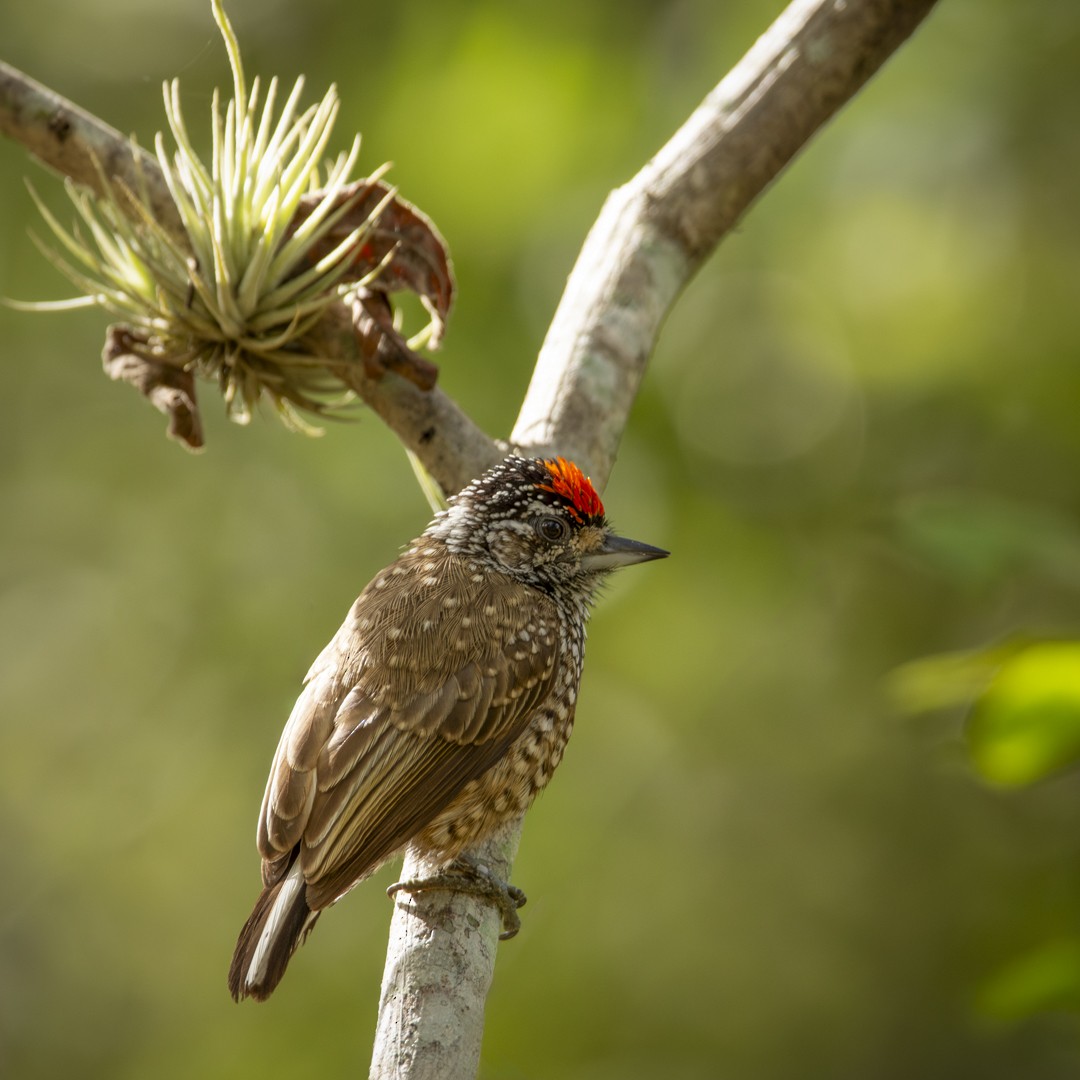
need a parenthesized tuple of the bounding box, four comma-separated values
(291, 178, 455, 347)
(348, 289, 439, 391)
(102, 325, 204, 450)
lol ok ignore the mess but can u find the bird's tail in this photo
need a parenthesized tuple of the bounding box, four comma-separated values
(228, 860, 318, 1002)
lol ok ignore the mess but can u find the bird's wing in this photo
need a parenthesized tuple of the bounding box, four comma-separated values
(255, 555, 561, 907)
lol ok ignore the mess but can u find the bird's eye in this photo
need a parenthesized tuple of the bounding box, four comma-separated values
(535, 515, 568, 542)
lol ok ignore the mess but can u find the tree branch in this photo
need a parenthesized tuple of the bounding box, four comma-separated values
(371, 820, 521, 1080)
(0, 61, 184, 239)
(309, 308, 503, 495)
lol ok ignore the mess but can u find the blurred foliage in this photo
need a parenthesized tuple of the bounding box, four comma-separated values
(978, 938, 1080, 1023)
(3, 1, 1080, 1078)
(967, 643, 1080, 787)
(893, 639, 1080, 786)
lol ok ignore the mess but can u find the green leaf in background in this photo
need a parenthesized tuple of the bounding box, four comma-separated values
(890, 638, 1080, 787)
(978, 937, 1080, 1022)
(967, 641, 1080, 787)
(887, 639, 1023, 715)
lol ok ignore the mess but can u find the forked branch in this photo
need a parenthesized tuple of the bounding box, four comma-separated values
(0, 1, 939, 1077)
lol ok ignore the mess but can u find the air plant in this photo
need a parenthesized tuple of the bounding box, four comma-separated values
(20, 0, 452, 448)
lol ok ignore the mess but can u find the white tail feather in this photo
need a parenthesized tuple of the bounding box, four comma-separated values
(244, 862, 307, 991)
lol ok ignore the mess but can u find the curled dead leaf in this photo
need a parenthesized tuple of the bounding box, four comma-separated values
(348, 289, 439, 391)
(293, 178, 454, 334)
(102, 325, 204, 450)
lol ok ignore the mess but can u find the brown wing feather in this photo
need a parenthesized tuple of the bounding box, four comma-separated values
(255, 546, 561, 909)
(302, 648, 558, 907)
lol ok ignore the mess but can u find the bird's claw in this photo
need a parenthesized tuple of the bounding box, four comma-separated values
(388, 859, 527, 940)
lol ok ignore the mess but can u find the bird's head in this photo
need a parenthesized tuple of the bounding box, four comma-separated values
(427, 456, 668, 596)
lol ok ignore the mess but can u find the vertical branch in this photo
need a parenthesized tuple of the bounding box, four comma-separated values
(370, 823, 521, 1080)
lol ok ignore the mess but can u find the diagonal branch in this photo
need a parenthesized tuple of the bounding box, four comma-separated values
(512, 0, 941, 478)
(0, 61, 185, 239)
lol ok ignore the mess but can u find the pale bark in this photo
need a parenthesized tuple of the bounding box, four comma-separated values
(371, 822, 521, 1080)
(0, 1, 940, 1076)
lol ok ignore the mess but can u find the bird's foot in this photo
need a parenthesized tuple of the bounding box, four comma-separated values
(387, 857, 527, 940)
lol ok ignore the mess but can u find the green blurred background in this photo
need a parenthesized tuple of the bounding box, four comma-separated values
(3, 0, 1080, 1076)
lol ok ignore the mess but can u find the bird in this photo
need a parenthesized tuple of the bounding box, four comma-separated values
(228, 454, 668, 1001)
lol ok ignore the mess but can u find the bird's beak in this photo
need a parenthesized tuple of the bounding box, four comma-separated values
(581, 532, 670, 572)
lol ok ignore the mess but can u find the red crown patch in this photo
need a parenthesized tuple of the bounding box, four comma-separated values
(537, 457, 604, 521)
